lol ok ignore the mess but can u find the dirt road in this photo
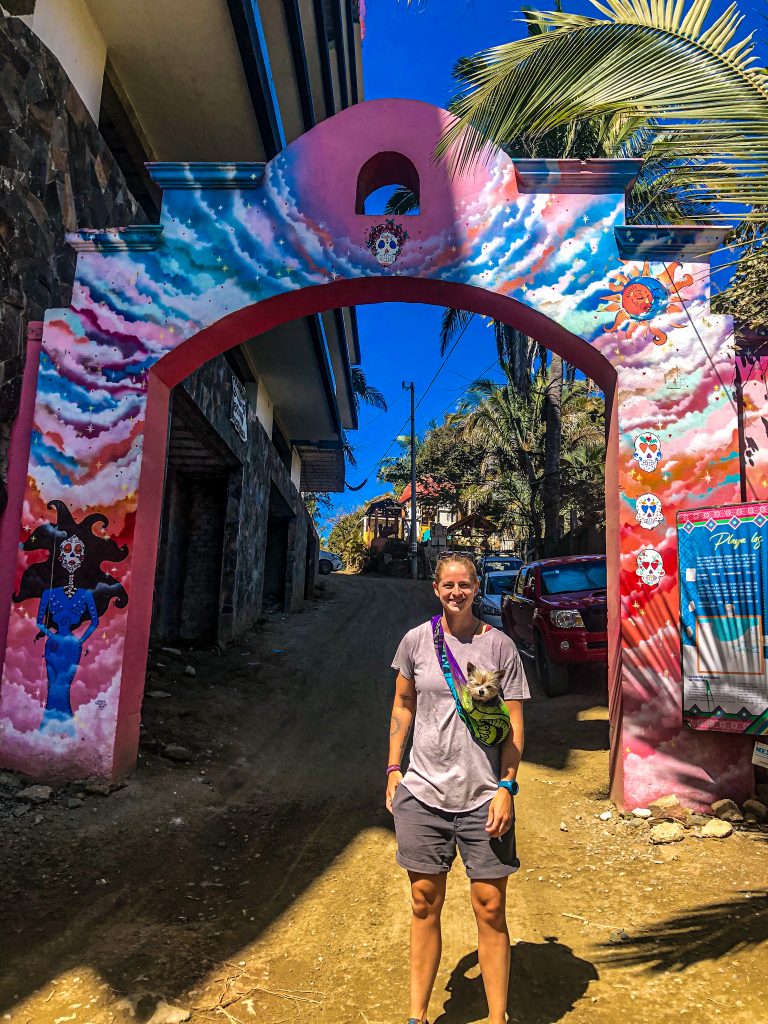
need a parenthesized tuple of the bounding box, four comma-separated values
(0, 575, 766, 1024)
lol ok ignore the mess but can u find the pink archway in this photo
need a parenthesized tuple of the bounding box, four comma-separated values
(0, 99, 758, 810)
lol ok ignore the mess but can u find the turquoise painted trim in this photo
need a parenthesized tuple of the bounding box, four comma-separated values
(514, 158, 642, 194)
(146, 163, 266, 189)
(66, 226, 164, 252)
(615, 225, 729, 261)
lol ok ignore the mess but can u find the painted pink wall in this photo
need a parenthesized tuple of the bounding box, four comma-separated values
(0, 100, 758, 811)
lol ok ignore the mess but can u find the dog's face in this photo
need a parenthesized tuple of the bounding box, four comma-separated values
(465, 662, 503, 702)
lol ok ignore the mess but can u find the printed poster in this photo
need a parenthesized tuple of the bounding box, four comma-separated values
(678, 504, 768, 734)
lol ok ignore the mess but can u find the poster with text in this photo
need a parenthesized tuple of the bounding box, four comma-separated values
(678, 504, 768, 734)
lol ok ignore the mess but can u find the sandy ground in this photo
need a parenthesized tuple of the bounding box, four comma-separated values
(0, 574, 767, 1024)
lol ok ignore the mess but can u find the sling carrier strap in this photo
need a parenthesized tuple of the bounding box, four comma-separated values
(430, 615, 511, 747)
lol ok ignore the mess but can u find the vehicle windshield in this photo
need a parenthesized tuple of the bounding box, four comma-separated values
(486, 573, 519, 595)
(540, 563, 606, 595)
(484, 559, 521, 572)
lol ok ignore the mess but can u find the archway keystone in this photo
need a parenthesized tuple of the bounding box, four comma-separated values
(0, 99, 757, 809)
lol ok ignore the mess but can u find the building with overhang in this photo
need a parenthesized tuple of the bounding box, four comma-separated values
(0, 0, 362, 642)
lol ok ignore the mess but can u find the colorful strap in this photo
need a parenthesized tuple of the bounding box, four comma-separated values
(431, 615, 472, 727)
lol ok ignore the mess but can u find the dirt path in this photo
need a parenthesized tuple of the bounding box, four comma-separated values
(0, 575, 766, 1024)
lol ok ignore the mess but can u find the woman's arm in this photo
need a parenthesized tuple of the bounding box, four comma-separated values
(36, 591, 54, 638)
(385, 672, 417, 813)
(79, 591, 100, 644)
(485, 699, 525, 837)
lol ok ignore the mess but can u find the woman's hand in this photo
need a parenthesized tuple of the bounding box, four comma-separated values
(385, 770, 403, 815)
(485, 788, 514, 838)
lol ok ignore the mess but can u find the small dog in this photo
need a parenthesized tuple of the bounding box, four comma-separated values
(465, 662, 503, 703)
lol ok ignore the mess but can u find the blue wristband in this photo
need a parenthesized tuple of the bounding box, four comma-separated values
(498, 779, 519, 796)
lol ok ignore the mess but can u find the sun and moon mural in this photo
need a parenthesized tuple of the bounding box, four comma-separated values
(601, 260, 694, 347)
(0, 99, 757, 807)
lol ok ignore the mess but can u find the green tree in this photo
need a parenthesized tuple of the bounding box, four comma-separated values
(327, 506, 367, 571)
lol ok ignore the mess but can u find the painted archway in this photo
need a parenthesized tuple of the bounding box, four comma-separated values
(0, 99, 758, 810)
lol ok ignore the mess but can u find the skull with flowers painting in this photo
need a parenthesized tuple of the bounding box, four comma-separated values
(366, 218, 409, 267)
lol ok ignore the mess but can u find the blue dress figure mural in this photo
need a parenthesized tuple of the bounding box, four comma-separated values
(14, 501, 129, 732)
(36, 535, 99, 732)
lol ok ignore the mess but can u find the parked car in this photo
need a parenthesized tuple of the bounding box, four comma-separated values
(473, 570, 521, 629)
(318, 550, 343, 575)
(502, 555, 607, 696)
(477, 555, 523, 576)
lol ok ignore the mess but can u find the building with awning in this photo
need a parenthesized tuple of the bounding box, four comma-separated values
(0, 1, 362, 642)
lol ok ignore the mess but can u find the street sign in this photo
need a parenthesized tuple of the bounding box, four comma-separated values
(677, 503, 768, 735)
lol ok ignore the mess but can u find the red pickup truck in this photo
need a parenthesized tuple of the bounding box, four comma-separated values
(501, 555, 607, 696)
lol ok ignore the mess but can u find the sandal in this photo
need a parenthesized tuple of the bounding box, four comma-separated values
(407, 1020, 429, 1023)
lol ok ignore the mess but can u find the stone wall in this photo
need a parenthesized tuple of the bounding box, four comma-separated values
(152, 354, 317, 644)
(0, 16, 144, 508)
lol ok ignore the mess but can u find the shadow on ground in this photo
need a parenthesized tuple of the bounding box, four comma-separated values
(596, 890, 768, 973)
(433, 940, 598, 1023)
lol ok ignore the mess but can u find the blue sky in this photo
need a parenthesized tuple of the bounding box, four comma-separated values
(323, 0, 766, 535)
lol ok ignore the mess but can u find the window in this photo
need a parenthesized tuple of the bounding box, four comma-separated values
(355, 152, 420, 215)
(540, 561, 607, 596)
(486, 573, 519, 595)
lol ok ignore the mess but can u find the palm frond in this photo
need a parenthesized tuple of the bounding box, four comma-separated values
(439, 307, 475, 356)
(383, 185, 420, 216)
(437, 0, 768, 210)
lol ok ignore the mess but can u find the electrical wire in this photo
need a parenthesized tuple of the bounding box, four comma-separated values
(344, 313, 476, 487)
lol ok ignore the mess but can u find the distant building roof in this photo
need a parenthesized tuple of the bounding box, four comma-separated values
(399, 477, 456, 504)
(447, 512, 497, 536)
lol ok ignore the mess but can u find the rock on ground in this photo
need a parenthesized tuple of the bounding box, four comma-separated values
(701, 819, 734, 839)
(15, 785, 52, 804)
(648, 794, 689, 823)
(649, 822, 685, 844)
(146, 1001, 191, 1024)
(742, 799, 768, 823)
(163, 744, 192, 762)
(711, 798, 744, 823)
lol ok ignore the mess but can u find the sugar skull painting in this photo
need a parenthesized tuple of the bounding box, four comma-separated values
(12, 501, 128, 735)
(634, 493, 664, 530)
(602, 260, 693, 346)
(365, 218, 409, 267)
(635, 547, 665, 587)
(633, 431, 663, 473)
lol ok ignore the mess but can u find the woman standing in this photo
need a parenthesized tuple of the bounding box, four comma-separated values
(386, 553, 529, 1024)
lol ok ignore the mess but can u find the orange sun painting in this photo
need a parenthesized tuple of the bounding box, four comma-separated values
(601, 261, 693, 346)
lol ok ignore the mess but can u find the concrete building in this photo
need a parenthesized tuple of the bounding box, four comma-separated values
(0, 0, 362, 644)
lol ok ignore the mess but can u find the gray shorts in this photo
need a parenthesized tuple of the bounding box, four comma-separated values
(392, 784, 520, 880)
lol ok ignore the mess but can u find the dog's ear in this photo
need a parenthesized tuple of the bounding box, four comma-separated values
(467, 661, 475, 676)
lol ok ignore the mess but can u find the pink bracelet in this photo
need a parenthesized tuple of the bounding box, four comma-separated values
(386, 764, 401, 775)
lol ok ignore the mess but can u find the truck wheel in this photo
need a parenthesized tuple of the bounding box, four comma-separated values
(319, 559, 333, 575)
(535, 637, 571, 697)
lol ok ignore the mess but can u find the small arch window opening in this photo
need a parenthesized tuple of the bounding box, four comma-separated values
(355, 151, 421, 215)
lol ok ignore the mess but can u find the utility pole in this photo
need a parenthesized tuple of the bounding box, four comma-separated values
(402, 380, 418, 579)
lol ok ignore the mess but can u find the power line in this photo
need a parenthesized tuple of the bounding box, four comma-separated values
(345, 313, 476, 486)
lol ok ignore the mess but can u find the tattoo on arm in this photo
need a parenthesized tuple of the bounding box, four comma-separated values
(390, 715, 401, 736)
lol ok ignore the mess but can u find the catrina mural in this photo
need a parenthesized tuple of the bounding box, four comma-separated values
(12, 501, 128, 735)
(0, 99, 762, 806)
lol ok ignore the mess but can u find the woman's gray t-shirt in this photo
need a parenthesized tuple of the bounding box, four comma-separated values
(392, 622, 530, 812)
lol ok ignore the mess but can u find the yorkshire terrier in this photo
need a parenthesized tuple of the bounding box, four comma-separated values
(465, 662, 503, 703)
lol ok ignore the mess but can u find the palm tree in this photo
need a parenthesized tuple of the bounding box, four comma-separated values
(351, 366, 387, 412)
(437, 0, 768, 214)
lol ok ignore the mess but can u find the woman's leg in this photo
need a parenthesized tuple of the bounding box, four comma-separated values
(470, 877, 510, 1024)
(407, 870, 447, 1022)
